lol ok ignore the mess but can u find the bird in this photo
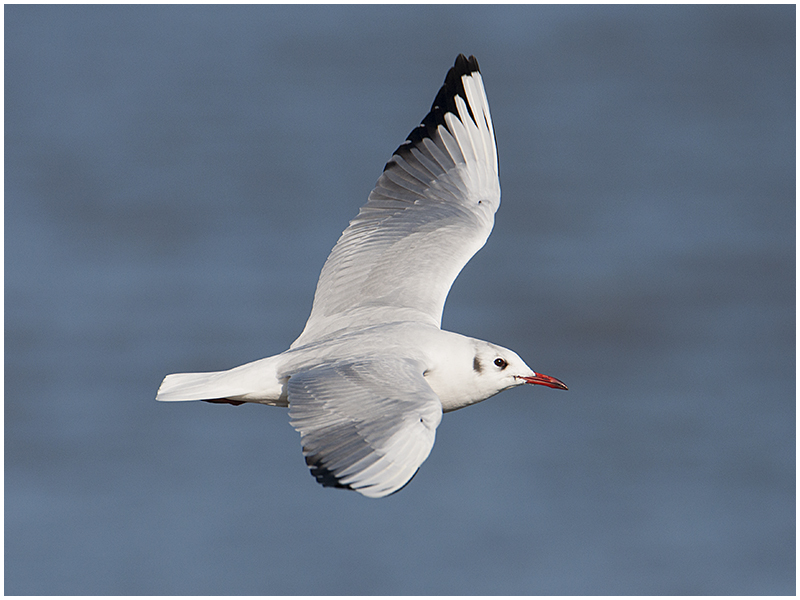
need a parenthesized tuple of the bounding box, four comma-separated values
(156, 54, 567, 498)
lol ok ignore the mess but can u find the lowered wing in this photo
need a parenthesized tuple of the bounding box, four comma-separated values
(288, 358, 443, 498)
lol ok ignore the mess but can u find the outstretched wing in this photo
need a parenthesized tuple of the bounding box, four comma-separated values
(288, 358, 443, 498)
(292, 54, 501, 348)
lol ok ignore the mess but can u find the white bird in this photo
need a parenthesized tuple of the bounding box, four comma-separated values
(157, 54, 567, 498)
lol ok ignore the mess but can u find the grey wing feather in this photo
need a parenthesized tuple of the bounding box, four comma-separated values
(288, 358, 443, 498)
(292, 55, 501, 347)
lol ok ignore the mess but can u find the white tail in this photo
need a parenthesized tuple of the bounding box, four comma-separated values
(155, 356, 287, 406)
(156, 371, 239, 402)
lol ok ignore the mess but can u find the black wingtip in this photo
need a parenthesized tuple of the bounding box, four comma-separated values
(453, 53, 481, 77)
(432, 54, 480, 123)
(386, 54, 483, 170)
(306, 454, 352, 490)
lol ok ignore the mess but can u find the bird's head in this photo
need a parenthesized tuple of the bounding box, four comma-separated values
(471, 341, 567, 396)
(428, 337, 567, 412)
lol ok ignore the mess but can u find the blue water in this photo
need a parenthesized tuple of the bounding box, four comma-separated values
(5, 5, 795, 595)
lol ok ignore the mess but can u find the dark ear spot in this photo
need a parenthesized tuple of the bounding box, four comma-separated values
(473, 356, 482, 373)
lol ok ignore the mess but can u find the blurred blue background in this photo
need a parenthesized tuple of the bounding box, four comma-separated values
(5, 4, 795, 595)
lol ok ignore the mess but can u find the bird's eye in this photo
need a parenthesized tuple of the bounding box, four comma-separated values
(494, 358, 508, 369)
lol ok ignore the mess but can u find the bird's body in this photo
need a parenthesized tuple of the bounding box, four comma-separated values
(159, 322, 542, 412)
(157, 54, 566, 498)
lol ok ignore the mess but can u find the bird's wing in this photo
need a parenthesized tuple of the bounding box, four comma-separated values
(292, 54, 500, 348)
(288, 358, 443, 498)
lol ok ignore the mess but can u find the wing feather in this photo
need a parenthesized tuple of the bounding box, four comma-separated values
(288, 358, 443, 498)
(292, 54, 501, 347)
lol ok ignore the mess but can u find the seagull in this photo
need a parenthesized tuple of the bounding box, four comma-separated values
(156, 54, 567, 498)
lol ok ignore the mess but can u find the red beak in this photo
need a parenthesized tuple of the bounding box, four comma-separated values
(519, 372, 568, 390)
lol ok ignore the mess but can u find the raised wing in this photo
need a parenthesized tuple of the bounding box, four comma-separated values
(292, 54, 500, 348)
(288, 358, 443, 498)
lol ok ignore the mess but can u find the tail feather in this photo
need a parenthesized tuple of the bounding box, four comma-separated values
(156, 371, 250, 402)
(155, 356, 287, 406)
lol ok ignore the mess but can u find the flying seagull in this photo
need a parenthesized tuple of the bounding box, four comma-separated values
(157, 54, 567, 498)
